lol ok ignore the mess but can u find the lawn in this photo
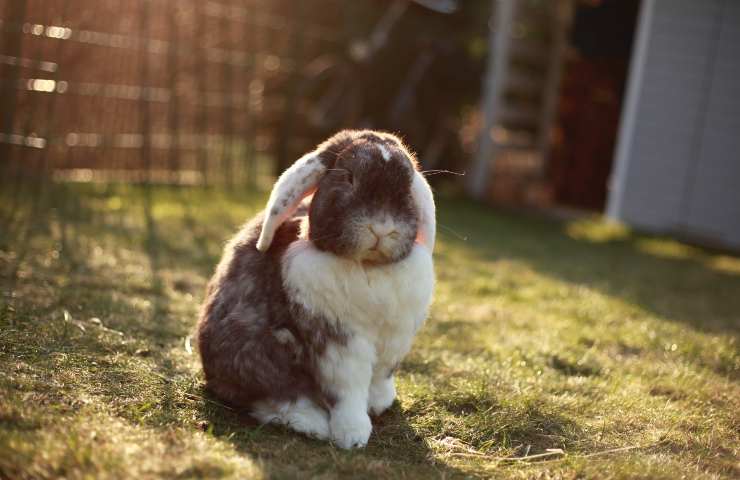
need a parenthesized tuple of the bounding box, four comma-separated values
(1, 181, 738, 479)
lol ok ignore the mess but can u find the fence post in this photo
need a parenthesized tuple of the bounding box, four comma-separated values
(274, 2, 306, 176)
(39, 0, 72, 178)
(167, 0, 181, 184)
(139, 0, 152, 184)
(0, 0, 28, 164)
(220, 2, 235, 188)
(244, 4, 258, 188)
(194, 0, 209, 186)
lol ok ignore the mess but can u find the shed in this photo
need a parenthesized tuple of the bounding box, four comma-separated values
(607, 0, 740, 249)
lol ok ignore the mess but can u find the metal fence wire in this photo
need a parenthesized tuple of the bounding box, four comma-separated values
(0, 0, 342, 187)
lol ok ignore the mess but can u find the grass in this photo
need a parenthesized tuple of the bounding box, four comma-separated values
(1, 180, 738, 479)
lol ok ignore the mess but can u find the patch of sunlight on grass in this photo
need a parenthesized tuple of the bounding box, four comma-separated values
(0, 400, 265, 479)
(636, 237, 703, 260)
(565, 217, 630, 243)
(707, 255, 740, 275)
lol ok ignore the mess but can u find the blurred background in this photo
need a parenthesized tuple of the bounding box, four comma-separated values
(2, 3, 739, 476)
(1, 0, 739, 248)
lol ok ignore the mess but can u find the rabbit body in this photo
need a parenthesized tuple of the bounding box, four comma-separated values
(197, 130, 435, 448)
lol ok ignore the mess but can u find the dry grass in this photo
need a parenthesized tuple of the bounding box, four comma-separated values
(1, 182, 738, 479)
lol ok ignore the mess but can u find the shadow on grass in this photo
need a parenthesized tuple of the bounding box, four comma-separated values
(401, 375, 584, 456)
(437, 198, 740, 336)
(195, 392, 468, 478)
(143, 185, 174, 340)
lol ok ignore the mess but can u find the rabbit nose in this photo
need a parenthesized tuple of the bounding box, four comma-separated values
(368, 223, 398, 240)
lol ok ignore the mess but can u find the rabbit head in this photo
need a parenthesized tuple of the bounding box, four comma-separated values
(256, 130, 435, 264)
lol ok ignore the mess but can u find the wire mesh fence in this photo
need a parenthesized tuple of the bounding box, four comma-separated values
(0, 0, 494, 277)
(0, 0, 507, 297)
(0, 0, 343, 187)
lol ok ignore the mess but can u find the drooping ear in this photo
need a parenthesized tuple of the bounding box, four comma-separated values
(256, 152, 327, 252)
(411, 169, 436, 252)
(256, 131, 358, 252)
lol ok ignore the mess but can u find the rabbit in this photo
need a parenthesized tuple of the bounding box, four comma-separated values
(197, 130, 435, 449)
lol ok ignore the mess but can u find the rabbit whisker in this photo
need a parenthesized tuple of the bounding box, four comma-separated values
(437, 222, 468, 242)
(420, 169, 466, 177)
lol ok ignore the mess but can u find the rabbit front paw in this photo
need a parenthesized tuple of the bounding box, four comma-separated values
(330, 406, 372, 449)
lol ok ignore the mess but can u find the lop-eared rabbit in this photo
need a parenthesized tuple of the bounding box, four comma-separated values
(197, 130, 435, 448)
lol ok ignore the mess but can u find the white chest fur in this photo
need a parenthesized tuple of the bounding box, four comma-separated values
(282, 240, 434, 368)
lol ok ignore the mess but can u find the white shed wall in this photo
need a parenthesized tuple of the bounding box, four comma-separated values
(607, 0, 740, 249)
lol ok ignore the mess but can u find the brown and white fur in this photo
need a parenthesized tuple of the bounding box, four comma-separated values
(197, 130, 435, 449)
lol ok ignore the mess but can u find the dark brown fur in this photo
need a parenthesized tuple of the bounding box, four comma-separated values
(197, 212, 346, 409)
(310, 132, 418, 263)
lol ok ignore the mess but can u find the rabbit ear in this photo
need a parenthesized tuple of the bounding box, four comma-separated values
(256, 152, 327, 252)
(411, 170, 436, 252)
(256, 131, 359, 252)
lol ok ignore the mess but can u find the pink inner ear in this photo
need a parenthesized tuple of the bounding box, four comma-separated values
(415, 230, 432, 247)
(415, 231, 426, 246)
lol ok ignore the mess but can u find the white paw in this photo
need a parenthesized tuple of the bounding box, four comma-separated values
(251, 398, 330, 441)
(288, 408, 330, 440)
(330, 408, 372, 449)
(368, 376, 396, 416)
